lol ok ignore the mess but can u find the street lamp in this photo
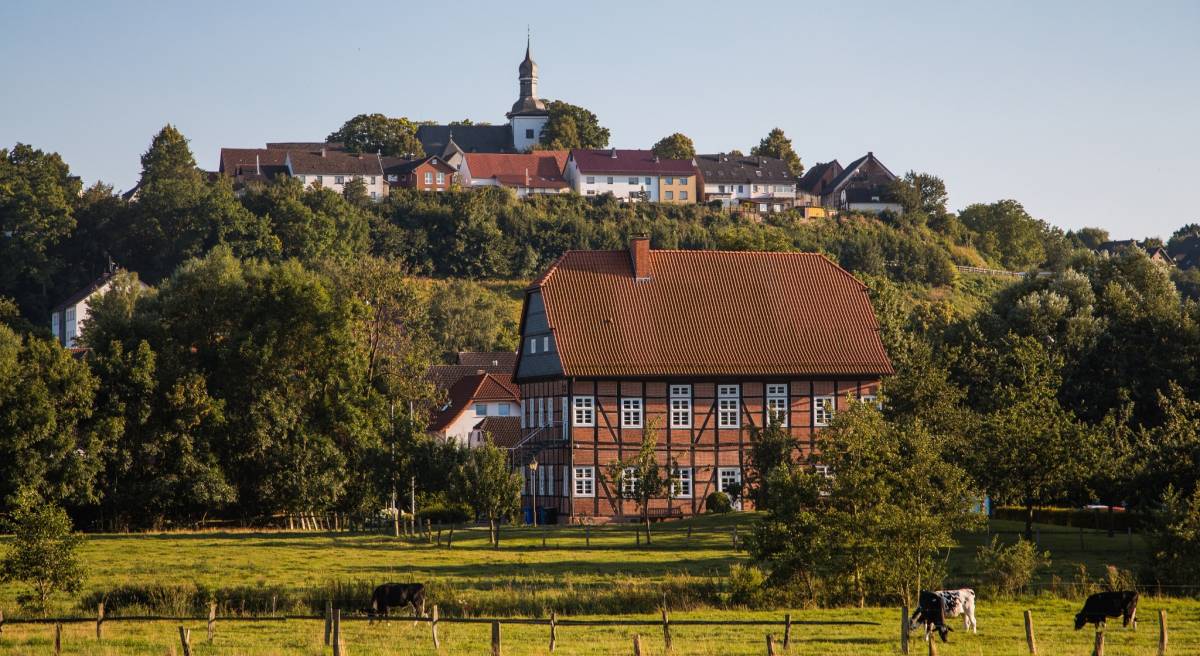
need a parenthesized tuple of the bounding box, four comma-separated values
(529, 457, 539, 527)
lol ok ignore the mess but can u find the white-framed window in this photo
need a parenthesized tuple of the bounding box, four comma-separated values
(387, 174, 398, 182)
(547, 466, 554, 496)
(718, 467, 742, 497)
(573, 396, 595, 427)
(525, 128, 534, 139)
(542, 335, 550, 352)
(475, 402, 487, 417)
(664, 177, 673, 185)
(519, 400, 526, 428)
(737, 184, 744, 193)
(528, 398, 535, 425)
(498, 403, 510, 417)
(335, 175, 345, 184)
(621, 467, 639, 497)
(621, 398, 643, 428)
(316, 175, 324, 184)
(628, 176, 638, 185)
(537, 466, 545, 495)
(644, 177, 652, 185)
(606, 176, 614, 184)
(814, 395, 835, 427)
(51, 313, 60, 340)
(672, 467, 693, 498)
(861, 393, 881, 409)
(546, 398, 554, 425)
(538, 397, 545, 427)
(295, 175, 305, 184)
(679, 176, 688, 185)
(665, 190, 674, 200)
(814, 464, 832, 478)
(718, 384, 740, 428)
(586, 176, 595, 184)
(436, 172, 445, 185)
(370, 176, 376, 184)
(370, 191, 377, 199)
(424, 172, 433, 185)
(65, 306, 76, 342)
(529, 337, 537, 354)
(573, 466, 595, 497)
(766, 383, 788, 427)
(669, 384, 692, 428)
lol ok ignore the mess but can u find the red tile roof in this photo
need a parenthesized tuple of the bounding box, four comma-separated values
(465, 152, 568, 189)
(473, 416, 523, 448)
(219, 148, 288, 176)
(286, 149, 384, 176)
(569, 149, 695, 175)
(456, 351, 518, 370)
(523, 246, 893, 378)
(428, 372, 520, 433)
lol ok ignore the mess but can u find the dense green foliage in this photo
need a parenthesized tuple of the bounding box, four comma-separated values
(454, 438, 522, 547)
(327, 113, 425, 158)
(750, 127, 803, 176)
(537, 100, 610, 150)
(651, 132, 696, 159)
(0, 494, 86, 613)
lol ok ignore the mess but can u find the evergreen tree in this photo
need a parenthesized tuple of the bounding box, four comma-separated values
(750, 128, 803, 176)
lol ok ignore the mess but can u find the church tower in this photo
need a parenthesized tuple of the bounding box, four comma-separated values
(508, 35, 550, 152)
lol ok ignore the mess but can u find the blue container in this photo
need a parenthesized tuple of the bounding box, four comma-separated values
(523, 506, 534, 525)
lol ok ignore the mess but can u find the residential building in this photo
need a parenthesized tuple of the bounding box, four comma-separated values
(1095, 240, 1175, 265)
(285, 148, 387, 199)
(564, 149, 697, 203)
(428, 371, 521, 446)
(382, 155, 457, 192)
(50, 270, 146, 348)
(695, 153, 799, 213)
(218, 148, 290, 188)
(511, 238, 893, 522)
(459, 152, 570, 196)
(815, 152, 901, 214)
(470, 416, 523, 449)
(416, 38, 551, 157)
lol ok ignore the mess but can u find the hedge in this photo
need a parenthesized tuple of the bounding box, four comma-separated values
(993, 506, 1145, 532)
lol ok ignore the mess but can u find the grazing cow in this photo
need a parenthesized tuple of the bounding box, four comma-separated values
(368, 583, 426, 624)
(910, 589, 977, 642)
(1074, 591, 1138, 630)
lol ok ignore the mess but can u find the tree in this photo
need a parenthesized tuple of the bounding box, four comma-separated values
(748, 404, 981, 607)
(1144, 485, 1200, 586)
(0, 493, 86, 614)
(651, 133, 696, 160)
(327, 113, 425, 158)
(0, 144, 81, 318)
(750, 128, 803, 176)
(455, 437, 522, 547)
(890, 171, 948, 218)
(0, 324, 107, 513)
(958, 200, 1050, 270)
(426, 278, 519, 359)
(1071, 226, 1110, 250)
(747, 418, 798, 510)
(538, 100, 610, 150)
(607, 419, 675, 544)
(239, 176, 370, 263)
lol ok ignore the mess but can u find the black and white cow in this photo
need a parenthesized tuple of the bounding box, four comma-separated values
(910, 588, 977, 642)
(1074, 591, 1138, 630)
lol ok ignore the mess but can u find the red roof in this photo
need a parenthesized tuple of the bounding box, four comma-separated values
(569, 149, 695, 175)
(219, 148, 288, 176)
(465, 152, 568, 188)
(522, 246, 893, 378)
(429, 373, 520, 433)
(473, 416, 523, 448)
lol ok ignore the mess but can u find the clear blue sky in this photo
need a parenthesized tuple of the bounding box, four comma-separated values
(2, 1, 1197, 239)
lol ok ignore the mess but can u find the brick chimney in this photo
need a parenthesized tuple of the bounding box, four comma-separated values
(630, 236, 651, 281)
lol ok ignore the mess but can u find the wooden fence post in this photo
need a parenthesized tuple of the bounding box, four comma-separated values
(662, 608, 671, 650)
(491, 621, 502, 656)
(549, 611, 557, 652)
(1159, 609, 1168, 656)
(332, 609, 343, 656)
(1024, 609, 1037, 654)
(585, 523, 590, 547)
(324, 600, 332, 646)
(96, 601, 104, 641)
(900, 606, 909, 655)
(766, 634, 777, 656)
(1093, 626, 1104, 656)
(426, 519, 433, 543)
(733, 525, 739, 551)
(208, 602, 216, 644)
(633, 633, 643, 656)
(927, 633, 938, 656)
(686, 524, 692, 543)
(784, 613, 792, 650)
(430, 604, 440, 649)
(0, 607, 4, 634)
(179, 626, 191, 656)
(54, 623, 62, 655)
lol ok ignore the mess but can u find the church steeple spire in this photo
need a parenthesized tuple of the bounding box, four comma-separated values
(510, 31, 546, 117)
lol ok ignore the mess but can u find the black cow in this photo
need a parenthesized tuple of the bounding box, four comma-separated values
(911, 590, 953, 642)
(368, 583, 426, 624)
(1074, 591, 1138, 630)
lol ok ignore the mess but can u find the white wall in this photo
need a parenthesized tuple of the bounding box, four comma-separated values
(511, 115, 549, 152)
(57, 279, 114, 348)
(293, 173, 388, 200)
(567, 159, 660, 201)
(442, 401, 517, 446)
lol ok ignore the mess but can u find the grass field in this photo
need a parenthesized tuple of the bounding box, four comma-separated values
(0, 513, 1191, 654)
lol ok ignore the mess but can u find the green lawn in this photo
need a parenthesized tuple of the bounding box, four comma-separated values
(0, 513, 1191, 654)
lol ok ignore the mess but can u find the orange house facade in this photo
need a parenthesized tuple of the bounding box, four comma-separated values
(511, 238, 893, 523)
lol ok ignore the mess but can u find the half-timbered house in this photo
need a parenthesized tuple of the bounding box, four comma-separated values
(511, 237, 893, 523)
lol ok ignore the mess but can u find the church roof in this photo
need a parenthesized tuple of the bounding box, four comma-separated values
(416, 125, 517, 156)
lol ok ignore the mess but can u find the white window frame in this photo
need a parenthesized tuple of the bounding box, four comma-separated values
(621, 467, 639, 497)
(586, 176, 595, 184)
(436, 172, 445, 185)
(672, 467, 693, 499)
(538, 397, 545, 427)
(529, 337, 537, 354)
(861, 393, 881, 409)
(335, 175, 345, 184)
(498, 403, 510, 417)
(424, 172, 433, 185)
(547, 398, 554, 425)
(573, 466, 595, 497)
(718, 467, 742, 495)
(621, 397, 643, 428)
(519, 400, 526, 428)
(542, 335, 550, 352)
(573, 396, 595, 427)
(547, 466, 554, 496)
(814, 395, 835, 427)
(718, 384, 740, 428)
(475, 402, 487, 417)
(669, 385, 692, 428)
(537, 466, 545, 495)
(766, 383, 788, 427)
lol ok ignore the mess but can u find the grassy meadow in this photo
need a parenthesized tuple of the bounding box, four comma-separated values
(0, 513, 1195, 654)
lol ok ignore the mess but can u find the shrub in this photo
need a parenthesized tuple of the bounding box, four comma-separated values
(418, 502, 472, 525)
(975, 536, 1050, 597)
(727, 564, 768, 608)
(0, 496, 86, 614)
(705, 491, 733, 514)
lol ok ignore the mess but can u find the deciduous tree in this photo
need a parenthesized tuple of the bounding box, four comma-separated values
(538, 100, 610, 150)
(750, 128, 802, 176)
(455, 437, 522, 547)
(651, 133, 696, 160)
(0, 493, 86, 614)
(327, 113, 425, 158)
